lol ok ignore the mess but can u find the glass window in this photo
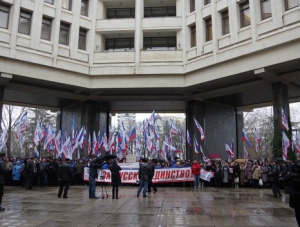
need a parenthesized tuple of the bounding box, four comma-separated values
(81, 0, 88, 16)
(261, 0, 271, 20)
(107, 8, 135, 18)
(143, 37, 176, 50)
(62, 0, 72, 10)
(0, 3, 10, 29)
(18, 10, 32, 35)
(41, 17, 52, 41)
(190, 25, 196, 47)
(240, 1, 251, 28)
(44, 0, 54, 4)
(205, 17, 212, 41)
(59, 22, 70, 45)
(204, 0, 211, 5)
(144, 7, 176, 17)
(221, 10, 229, 35)
(105, 38, 134, 51)
(285, 0, 299, 10)
(78, 28, 87, 50)
(190, 0, 195, 12)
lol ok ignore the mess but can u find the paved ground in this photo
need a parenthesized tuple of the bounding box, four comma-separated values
(0, 185, 297, 227)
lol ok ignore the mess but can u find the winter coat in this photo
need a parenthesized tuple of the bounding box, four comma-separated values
(252, 166, 261, 180)
(75, 162, 84, 174)
(109, 160, 122, 186)
(138, 163, 150, 181)
(0, 158, 7, 184)
(239, 165, 246, 185)
(246, 165, 253, 179)
(59, 163, 72, 181)
(283, 170, 300, 209)
(222, 166, 229, 183)
(191, 163, 201, 175)
(12, 164, 22, 181)
(89, 160, 105, 179)
(260, 166, 269, 182)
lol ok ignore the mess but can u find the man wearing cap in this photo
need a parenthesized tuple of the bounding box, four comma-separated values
(0, 153, 8, 211)
(58, 158, 72, 198)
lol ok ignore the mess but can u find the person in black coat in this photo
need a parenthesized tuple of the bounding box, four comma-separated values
(58, 158, 72, 198)
(269, 160, 282, 198)
(0, 153, 8, 211)
(147, 159, 157, 193)
(108, 159, 122, 199)
(284, 160, 300, 227)
(25, 157, 35, 190)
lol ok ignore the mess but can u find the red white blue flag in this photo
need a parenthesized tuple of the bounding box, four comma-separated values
(282, 131, 291, 161)
(282, 108, 289, 131)
(128, 125, 136, 142)
(187, 129, 192, 147)
(225, 143, 235, 157)
(254, 128, 261, 153)
(242, 131, 252, 148)
(193, 118, 205, 140)
(148, 110, 155, 126)
(194, 136, 199, 155)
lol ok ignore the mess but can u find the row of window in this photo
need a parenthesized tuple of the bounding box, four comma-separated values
(190, 0, 300, 47)
(0, 3, 87, 50)
(105, 37, 176, 51)
(45, 0, 88, 16)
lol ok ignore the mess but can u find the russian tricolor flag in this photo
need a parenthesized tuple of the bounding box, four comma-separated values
(242, 131, 252, 148)
(128, 126, 136, 142)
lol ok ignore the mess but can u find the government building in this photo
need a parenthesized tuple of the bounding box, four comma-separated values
(0, 0, 300, 159)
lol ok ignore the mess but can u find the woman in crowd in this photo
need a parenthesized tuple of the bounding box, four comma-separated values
(260, 162, 269, 188)
(191, 160, 201, 188)
(239, 162, 246, 187)
(246, 162, 253, 187)
(108, 159, 122, 199)
(222, 163, 229, 187)
(12, 160, 22, 186)
(214, 162, 222, 188)
(252, 162, 261, 189)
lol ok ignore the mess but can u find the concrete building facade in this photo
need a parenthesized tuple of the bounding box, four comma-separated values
(0, 0, 300, 159)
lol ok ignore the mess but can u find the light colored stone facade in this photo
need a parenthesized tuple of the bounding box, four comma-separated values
(0, 0, 300, 102)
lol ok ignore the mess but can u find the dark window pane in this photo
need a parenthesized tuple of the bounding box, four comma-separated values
(190, 25, 196, 47)
(19, 11, 32, 35)
(62, 0, 71, 10)
(261, 0, 271, 20)
(0, 4, 10, 29)
(240, 2, 251, 28)
(81, 0, 88, 16)
(59, 23, 70, 45)
(41, 18, 52, 40)
(144, 7, 176, 17)
(285, 0, 299, 10)
(78, 29, 87, 50)
(44, 0, 54, 4)
(222, 10, 229, 35)
(205, 18, 212, 41)
(105, 38, 134, 51)
(204, 0, 211, 5)
(190, 0, 195, 12)
(143, 37, 176, 50)
(107, 8, 135, 18)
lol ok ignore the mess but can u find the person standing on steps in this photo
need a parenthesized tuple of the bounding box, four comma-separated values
(58, 158, 72, 199)
(147, 159, 157, 194)
(108, 159, 122, 199)
(0, 153, 8, 211)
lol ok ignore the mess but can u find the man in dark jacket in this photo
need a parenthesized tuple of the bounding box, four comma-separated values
(25, 157, 35, 190)
(89, 158, 105, 199)
(147, 159, 157, 194)
(0, 153, 8, 211)
(284, 160, 300, 226)
(58, 158, 72, 198)
(269, 160, 282, 198)
(137, 158, 150, 198)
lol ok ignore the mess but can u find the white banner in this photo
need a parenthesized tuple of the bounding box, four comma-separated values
(199, 170, 213, 181)
(84, 166, 194, 184)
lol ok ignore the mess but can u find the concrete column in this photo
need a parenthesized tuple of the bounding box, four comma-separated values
(0, 86, 4, 129)
(9, 0, 21, 58)
(135, 0, 143, 69)
(30, 0, 44, 49)
(272, 82, 291, 158)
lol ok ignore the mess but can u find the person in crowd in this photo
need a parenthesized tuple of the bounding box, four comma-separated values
(252, 162, 261, 188)
(214, 162, 222, 188)
(148, 159, 158, 193)
(222, 163, 229, 187)
(205, 160, 213, 187)
(75, 159, 84, 185)
(260, 162, 269, 188)
(25, 157, 35, 190)
(281, 161, 290, 193)
(0, 153, 8, 211)
(89, 158, 106, 199)
(199, 161, 205, 188)
(12, 160, 22, 186)
(191, 160, 201, 188)
(245, 162, 253, 188)
(283, 160, 300, 227)
(269, 160, 282, 198)
(239, 162, 246, 187)
(137, 158, 150, 198)
(58, 158, 72, 198)
(38, 158, 46, 187)
(232, 162, 240, 188)
(49, 158, 59, 187)
(108, 159, 122, 199)
(4, 158, 12, 186)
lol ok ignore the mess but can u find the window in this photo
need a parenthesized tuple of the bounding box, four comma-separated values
(204, 0, 211, 5)
(59, 22, 70, 45)
(285, 0, 299, 10)
(261, 0, 271, 20)
(107, 8, 135, 19)
(240, 1, 250, 28)
(144, 7, 176, 17)
(81, 0, 88, 16)
(41, 17, 52, 41)
(78, 28, 87, 50)
(62, 0, 72, 10)
(221, 10, 229, 35)
(190, 0, 195, 12)
(190, 25, 196, 47)
(44, 0, 54, 4)
(18, 10, 32, 35)
(143, 37, 176, 50)
(0, 3, 10, 29)
(105, 38, 134, 51)
(205, 17, 212, 41)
